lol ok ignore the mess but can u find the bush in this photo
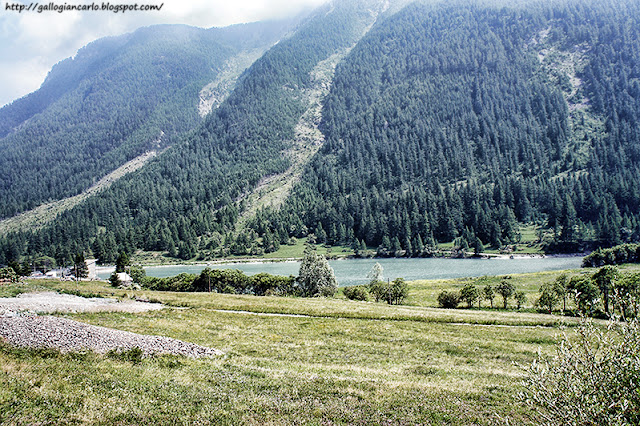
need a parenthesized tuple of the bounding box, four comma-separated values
(368, 278, 407, 305)
(141, 273, 198, 292)
(0, 267, 19, 283)
(297, 246, 337, 297)
(437, 291, 460, 309)
(250, 273, 298, 296)
(389, 278, 408, 305)
(521, 315, 640, 425)
(343, 285, 369, 301)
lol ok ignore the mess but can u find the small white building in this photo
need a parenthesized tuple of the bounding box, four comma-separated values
(116, 272, 133, 286)
(85, 259, 97, 280)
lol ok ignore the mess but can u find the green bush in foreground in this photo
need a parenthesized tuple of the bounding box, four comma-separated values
(0, 267, 18, 283)
(343, 285, 369, 301)
(369, 278, 408, 305)
(437, 291, 460, 309)
(521, 314, 640, 425)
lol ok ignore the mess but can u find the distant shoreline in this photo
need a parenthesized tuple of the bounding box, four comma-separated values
(96, 252, 584, 273)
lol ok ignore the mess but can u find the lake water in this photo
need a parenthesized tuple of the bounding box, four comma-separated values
(98, 256, 583, 286)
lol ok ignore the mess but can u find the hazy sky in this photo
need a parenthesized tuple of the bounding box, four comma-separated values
(0, 0, 327, 107)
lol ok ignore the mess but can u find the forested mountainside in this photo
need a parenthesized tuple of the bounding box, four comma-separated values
(0, 0, 388, 264)
(0, 20, 293, 219)
(1, 0, 640, 265)
(251, 0, 640, 254)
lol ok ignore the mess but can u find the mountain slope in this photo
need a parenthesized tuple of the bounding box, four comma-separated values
(0, 20, 292, 219)
(251, 0, 640, 254)
(0, 0, 391, 264)
(2, 0, 640, 265)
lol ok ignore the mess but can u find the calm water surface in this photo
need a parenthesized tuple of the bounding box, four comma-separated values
(98, 257, 583, 286)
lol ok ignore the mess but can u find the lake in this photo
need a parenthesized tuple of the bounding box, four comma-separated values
(98, 256, 583, 286)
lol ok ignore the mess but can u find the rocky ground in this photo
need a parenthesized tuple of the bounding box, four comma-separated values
(0, 292, 164, 315)
(0, 292, 223, 358)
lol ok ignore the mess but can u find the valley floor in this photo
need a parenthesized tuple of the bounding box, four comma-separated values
(0, 275, 589, 425)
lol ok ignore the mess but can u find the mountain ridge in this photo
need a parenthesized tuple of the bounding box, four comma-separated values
(2, 0, 640, 266)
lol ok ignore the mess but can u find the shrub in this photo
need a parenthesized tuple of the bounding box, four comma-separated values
(521, 315, 640, 425)
(496, 280, 516, 309)
(141, 273, 197, 292)
(515, 291, 527, 310)
(389, 278, 408, 305)
(437, 291, 460, 309)
(459, 283, 479, 308)
(368, 278, 407, 305)
(343, 285, 369, 301)
(0, 267, 18, 283)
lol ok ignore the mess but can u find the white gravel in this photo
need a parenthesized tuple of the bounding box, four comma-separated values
(0, 292, 164, 316)
(0, 292, 223, 358)
(0, 315, 223, 358)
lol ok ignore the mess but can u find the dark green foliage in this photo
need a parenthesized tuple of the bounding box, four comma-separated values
(7, 261, 29, 277)
(389, 278, 409, 305)
(128, 265, 146, 284)
(115, 252, 130, 273)
(0, 2, 378, 265)
(515, 291, 527, 310)
(0, 22, 292, 220)
(140, 268, 298, 296)
(483, 285, 495, 308)
(592, 265, 617, 315)
(192, 268, 250, 294)
(343, 285, 369, 301)
(251, 0, 640, 255)
(536, 283, 559, 314)
(368, 280, 386, 303)
(368, 278, 408, 305)
(72, 253, 88, 280)
(437, 291, 460, 309)
(142, 273, 198, 292)
(459, 283, 479, 308)
(108, 272, 121, 288)
(3, 0, 640, 263)
(496, 280, 516, 309)
(583, 244, 640, 267)
(0, 267, 18, 283)
(249, 272, 298, 297)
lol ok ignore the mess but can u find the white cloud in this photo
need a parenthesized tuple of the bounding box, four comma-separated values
(0, 0, 327, 107)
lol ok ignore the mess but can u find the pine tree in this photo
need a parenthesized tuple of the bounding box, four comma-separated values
(73, 253, 89, 281)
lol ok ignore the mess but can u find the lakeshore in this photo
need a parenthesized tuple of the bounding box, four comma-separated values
(96, 255, 584, 285)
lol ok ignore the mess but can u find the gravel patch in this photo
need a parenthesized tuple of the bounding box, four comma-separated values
(0, 292, 164, 316)
(0, 315, 223, 358)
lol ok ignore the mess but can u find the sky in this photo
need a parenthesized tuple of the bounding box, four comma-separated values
(0, 0, 327, 107)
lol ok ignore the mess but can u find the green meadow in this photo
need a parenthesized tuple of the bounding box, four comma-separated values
(0, 269, 604, 425)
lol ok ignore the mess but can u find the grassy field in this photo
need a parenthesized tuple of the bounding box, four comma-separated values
(0, 271, 602, 425)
